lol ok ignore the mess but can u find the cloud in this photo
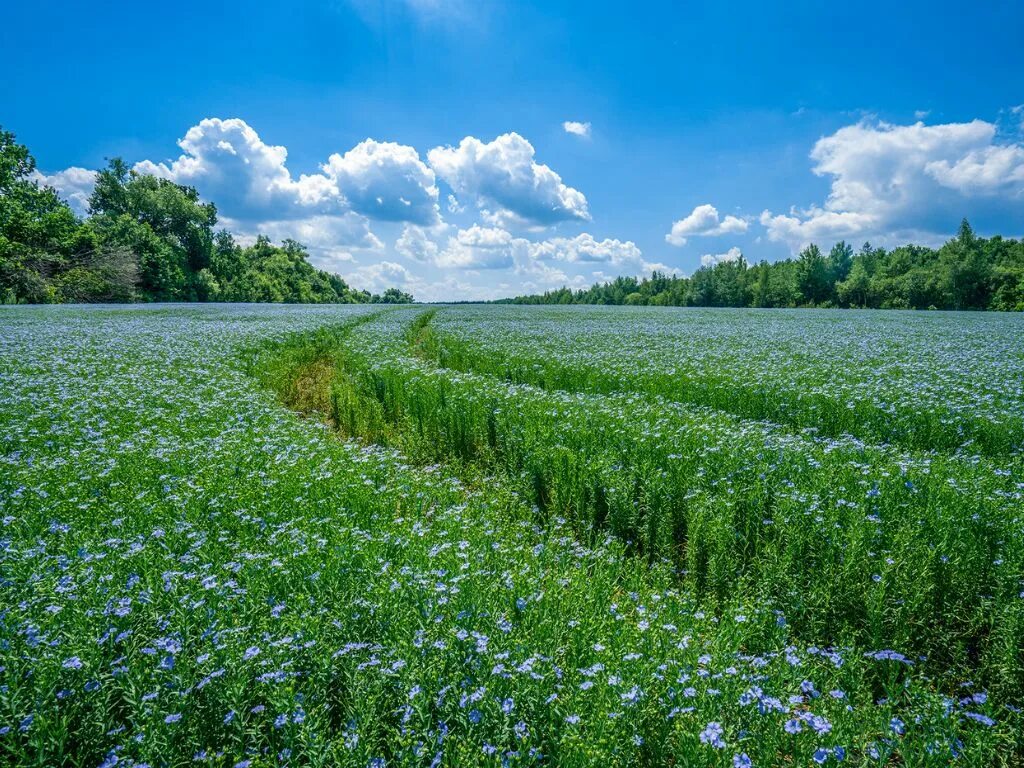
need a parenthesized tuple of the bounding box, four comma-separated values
(134, 118, 341, 223)
(1012, 104, 1024, 132)
(32, 116, 658, 300)
(446, 193, 465, 213)
(517, 260, 574, 289)
(419, 225, 643, 275)
(665, 204, 748, 246)
(347, 260, 413, 293)
(563, 121, 592, 139)
(758, 209, 876, 247)
(322, 139, 439, 225)
(395, 224, 443, 263)
(30, 167, 97, 216)
(428, 132, 590, 227)
(700, 246, 743, 267)
(252, 214, 382, 252)
(761, 117, 1024, 250)
(435, 225, 524, 269)
(134, 118, 439, 231)
(925, 144, 1024, 193)
(528, 233, 642, 265)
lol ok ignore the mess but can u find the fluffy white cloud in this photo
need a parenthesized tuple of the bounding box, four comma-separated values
(134, 118, 340, 222)
(758, 209, 876, 247)
(234, 213, 383, 273)
(428, 132, 590, 226)
(29, 167, 97, 216)
(516, 260, 574, 289)
(395, 224, 443, 263)
(665, 204, 748, 246)
(700, 246, 743, 267)
(408, 274, 511, 303)
(322, 139, 439, 225)
(446, 194, 464, 213)
(420, 225, 643, 274)
(347, 260, 413, 293)
(528, 233, 642, 265)
(134, 118, 439, 230)
(925, 144, 1024, 193)
(435, 225, 523, 269)
(761, 117, 1024, 249)
(563, 121, 592, 138)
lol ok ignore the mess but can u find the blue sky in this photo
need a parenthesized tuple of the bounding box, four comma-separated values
(4, 0, 1024, 300)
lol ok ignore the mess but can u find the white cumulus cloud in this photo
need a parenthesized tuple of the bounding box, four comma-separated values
(395, 224, 443, 263)
(665, 204, 748, 246)
(134, 117, 440, 231)
(761, 117, 1024, 250)
(428, 132, 590, 227)
(423, 226, 643, 274)
(528, 233, 642, 265)
(347, 260, 413, 293)
(435, 225, 524, 269)
(322, 139, 439, 225)
(134, 118, 341, 222)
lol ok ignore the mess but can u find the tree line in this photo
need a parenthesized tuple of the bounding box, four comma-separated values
(499, 221, 1024, 311)
(0, 128, 414, 305)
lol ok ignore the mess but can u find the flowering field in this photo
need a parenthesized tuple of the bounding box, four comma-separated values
(1, 305, 1022, 767)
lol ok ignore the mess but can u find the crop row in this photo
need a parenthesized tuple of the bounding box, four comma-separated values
(423, 306, 1024, 456)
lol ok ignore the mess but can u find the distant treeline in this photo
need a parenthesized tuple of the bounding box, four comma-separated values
(0, 128, 413, 305)
(499, 222, 1024, 311)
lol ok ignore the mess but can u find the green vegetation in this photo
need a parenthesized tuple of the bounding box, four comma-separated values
(286, 308, 1024, 691)
(0, 128, 413, 304)
(2, 304, 1021, 766)
(501, 224, 1024, 310)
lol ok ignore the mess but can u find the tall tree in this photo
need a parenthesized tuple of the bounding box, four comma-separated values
(826, 241, 854, 288)
(0, 127, 99, 302)
(89, 160, 217, 300)
(939, 219, 992, 310)
(795, 244, 831, 305)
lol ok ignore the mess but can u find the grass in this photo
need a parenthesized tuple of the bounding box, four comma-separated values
(0, 303, 1022, 766)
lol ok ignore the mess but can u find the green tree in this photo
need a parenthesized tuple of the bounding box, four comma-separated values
(0, 127, 101, 302)
(939, 219, 992, 310)
(836, 260, 870, 307)
(826, 241, 854, 288)
(89, 160, 217, 300)
(373, 287, 415, 304)
(795, 244, 830, 305)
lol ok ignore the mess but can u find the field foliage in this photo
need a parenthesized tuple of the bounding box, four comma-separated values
(1, 304, 1022, 767)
